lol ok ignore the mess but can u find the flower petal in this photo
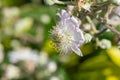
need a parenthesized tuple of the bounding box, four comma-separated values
(70, 16, 80, 27)
(61, 10, 70, 21)
(71, 45, 83, 56)
(72, 28, 85, 46)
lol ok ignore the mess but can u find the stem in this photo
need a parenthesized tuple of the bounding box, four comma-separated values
(106, 25, 120, 35)
(86, 16, 98, 33)
(104, 6, 120, 36)
(95, 28, 107, 36)
(86, 16, 100, 47)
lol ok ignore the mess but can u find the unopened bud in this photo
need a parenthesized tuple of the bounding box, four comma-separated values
(98, 39, 112, 49)
(84, 33, 93, 43)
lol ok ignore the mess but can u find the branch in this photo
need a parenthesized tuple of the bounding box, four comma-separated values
(95, 28, 107, 36)
(105, 25, 120, 35)
(86, 16, 98, 33)
(105, 6, 120, 26)
(104, 6, 120, 36)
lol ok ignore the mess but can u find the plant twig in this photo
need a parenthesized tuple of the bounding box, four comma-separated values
(86, 16, 98, 33)
(106, 25, 120, 35)
(86, 16, 99, 47)
(104, 6, 120, 36)
(95, 28, 107, 36)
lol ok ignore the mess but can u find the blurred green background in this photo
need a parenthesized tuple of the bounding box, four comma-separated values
(0, 0, 120, 80)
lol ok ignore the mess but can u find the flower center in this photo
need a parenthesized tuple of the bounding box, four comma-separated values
(60, 31, 74, 46)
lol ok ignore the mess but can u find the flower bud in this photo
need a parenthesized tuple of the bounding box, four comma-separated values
(84, 33, 92, 43)
(82, 23, 91, 31)
(98, 39, 112, 49)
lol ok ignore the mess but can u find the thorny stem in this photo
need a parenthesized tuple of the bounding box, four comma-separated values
(104, 6, 120, 37)
(105, 25, 120, 35)
(95, 28, 107, 36)
(95, 5, 120, 37)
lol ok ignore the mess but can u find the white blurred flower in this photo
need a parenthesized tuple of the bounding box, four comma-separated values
(40, 14, 51, 24)
(84, 33, 93, 43)
(5, 65, 21, 79)
(39, 51, 48, 66)
(98, 39, 112, 49)
(2, 7, 20, 30)
(47, 61, 57, 73)
(24, 61, 37, 73)
(9, 47, 39, 63)
(0, 44, 4, 63)
(82, 23, 91, 31)
(15, 17, 33, 34)
(50, 10, 85, 56)
(50, 76, 59, 80)
(2, 7, 20, 19)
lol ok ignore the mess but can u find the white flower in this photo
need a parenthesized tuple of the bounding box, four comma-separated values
(9, 47, 39, 63)
(40, 14, 51, 24)
(47, 61, 57, 73)
(2, 7, 20, 19)
(50, 10, 85, 56)
(39, 51, 48, 66)
(15, 17, 33, 34)
(5, 65, 21, 79)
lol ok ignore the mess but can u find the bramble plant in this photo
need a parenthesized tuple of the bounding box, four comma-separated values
(0, 0, 120, 80)
(48, 0, 120, 56)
